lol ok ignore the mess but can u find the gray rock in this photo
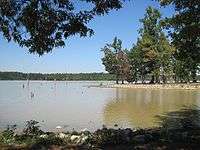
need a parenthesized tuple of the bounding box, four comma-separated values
(70, 135, 80, 142)
(133, 135, 146, 143)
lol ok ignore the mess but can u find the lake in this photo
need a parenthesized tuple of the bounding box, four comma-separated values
(0, 81, 200, 132)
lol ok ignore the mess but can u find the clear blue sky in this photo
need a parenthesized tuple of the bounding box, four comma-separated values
(0, 0, 174, 73)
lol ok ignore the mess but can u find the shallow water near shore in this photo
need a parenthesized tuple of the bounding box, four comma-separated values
(0, 81, 200, 132)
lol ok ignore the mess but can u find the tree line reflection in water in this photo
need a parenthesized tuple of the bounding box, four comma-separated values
(103, 88, 200, 128)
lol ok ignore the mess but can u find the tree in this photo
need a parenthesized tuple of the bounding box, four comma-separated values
(0, 0, 126, 55)
(101, 47, 118, 83)
(116, 49, 130, 84)
(158, 0, 200, 82)
(173, 60, 190, 83)
(102, 37, 130, 84)
(129, 7, 174, 84)
(128, 44, 146, 83)
(157, 32, 175, 83)
(139, 7, 162, 83)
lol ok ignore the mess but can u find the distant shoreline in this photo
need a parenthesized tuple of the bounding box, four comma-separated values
(0, 71, 116, 81)
(101, 83, 200, 90)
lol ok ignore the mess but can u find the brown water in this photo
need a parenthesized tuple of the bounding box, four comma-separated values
(0, 81, 200, 131)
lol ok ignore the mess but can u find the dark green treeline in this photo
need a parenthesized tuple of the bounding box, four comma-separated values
(0, 72, 115, 81)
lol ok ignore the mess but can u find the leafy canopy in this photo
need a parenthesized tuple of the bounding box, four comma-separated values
(128, 6, 174, 83)
(102, 37, 130, 83)
(158, 0, 200, 81)
(0, 0, 126, 55)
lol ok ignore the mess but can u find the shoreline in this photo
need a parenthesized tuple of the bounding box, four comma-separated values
(1, 127, 200, 150)
(1, 107, 200, 149)
(101, 83, 200, 90)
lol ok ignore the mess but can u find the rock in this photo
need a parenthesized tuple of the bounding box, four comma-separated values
(124, 128, 133, 135)
(39, 134, 48, 138)
(69, 134, 89, 144)
(56, 126, 62, 129)
(81, 135, 89, 142)
(114, 124, 118, 127)
(132, 128, 137, 132)
(144, 133, 154, 141)
(81, 128, 89, 132)
(181, 132, 188, 140)
(133, 135, 146, 143)
(58, 133, 69, 139)
(123, 128, 133, 142)
(70, 135, 80, 141)
(81, 128, 91, 135)
(134, 145, 147, 150)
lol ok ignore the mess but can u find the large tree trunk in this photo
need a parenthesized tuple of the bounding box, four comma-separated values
(141, 75, 145, 84)
(173, 74, 177, 83)
(116, 74, 119, 84)
(141, 70, 145, 84)
(149, 75, 155, 84)
(135, 77, 138, 84)
(122, 80, 124, 84)
(162, 75, 167, 84)
(155, 75, 160, 84)
(191, 69, 197, 83)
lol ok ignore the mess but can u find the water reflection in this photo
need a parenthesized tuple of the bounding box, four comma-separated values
(103, 88, 200, 128)
(0, 81, 200, 131)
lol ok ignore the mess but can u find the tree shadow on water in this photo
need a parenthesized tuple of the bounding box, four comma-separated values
(156, 105, 200, 143)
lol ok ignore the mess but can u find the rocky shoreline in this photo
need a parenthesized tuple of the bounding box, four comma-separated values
(1, 127, 200, 150)
(101, 83, 200, 90)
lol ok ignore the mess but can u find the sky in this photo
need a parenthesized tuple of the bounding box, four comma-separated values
(0, 0, 174, 73)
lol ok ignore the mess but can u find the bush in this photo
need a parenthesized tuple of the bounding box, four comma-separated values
(23, 120, 44, 136)
(0, 125, 17, 144)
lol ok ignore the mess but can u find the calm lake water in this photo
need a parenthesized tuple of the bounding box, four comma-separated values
(0, 81, 200, 131)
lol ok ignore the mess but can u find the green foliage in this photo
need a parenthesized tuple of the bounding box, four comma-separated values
(101, 4, 199, 84)
(0, 120, 66, 148)
(101, 37, 130, 84)
(128, 45, 144, 83)
(139, 6, 161, 40)
(157, 0, 200, 82)
(128, 7, 174, 83)
(101, 6, 199, 84)
(1, 117, 200, 149)
(0, 71, 116, 81)
(173, 60, 190, 83)
(0, 0, 126, 55)
(0, 125, 17, 144)
(30, 135, 65, 149)
(23, 120, 43, 136)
